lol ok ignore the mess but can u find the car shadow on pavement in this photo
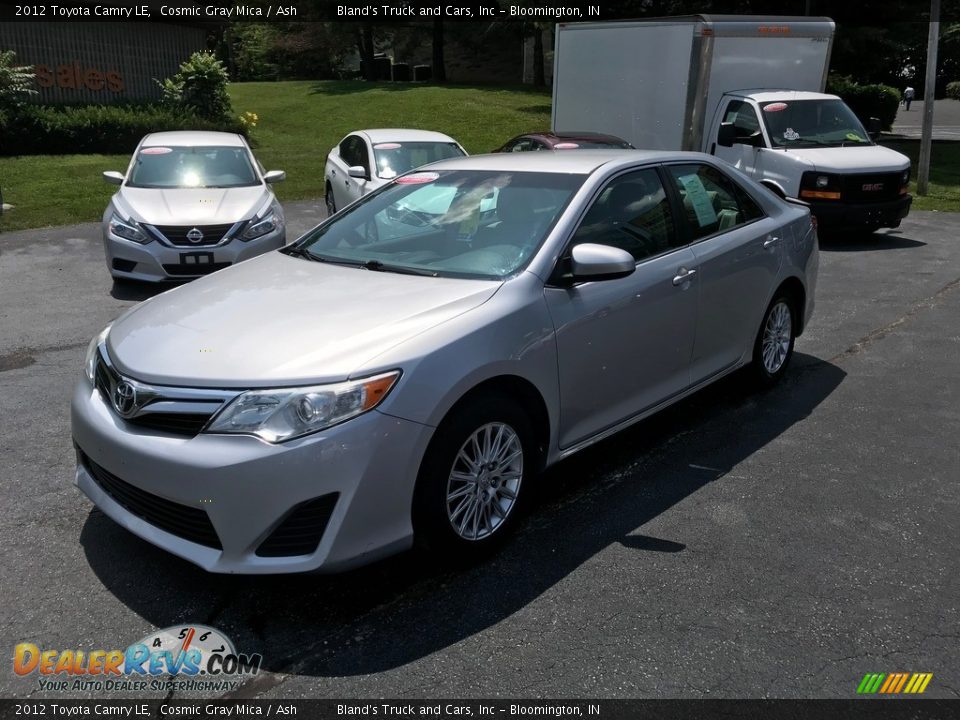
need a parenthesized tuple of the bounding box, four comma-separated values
(109, 279, 181, 302)
(818, 231, 926, 253)
(79, 351, 844, 681)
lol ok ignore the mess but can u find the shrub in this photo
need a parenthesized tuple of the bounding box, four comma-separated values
(0, 104, 245, 156)
(0, 50, 37, 111)
(826, 74, 901, 131)
(946, 81, 960, 100)
(158, 52, 232, 122)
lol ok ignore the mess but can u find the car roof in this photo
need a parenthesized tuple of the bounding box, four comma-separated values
(732, 90, 839, 103)
(141, 131, 246, 148)
(422, 149, 702, 174)
(356, 128, 460, 144)
(538, 131, 630, 143)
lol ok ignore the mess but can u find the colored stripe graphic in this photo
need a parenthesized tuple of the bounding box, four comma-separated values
(857, 672, 932, 694)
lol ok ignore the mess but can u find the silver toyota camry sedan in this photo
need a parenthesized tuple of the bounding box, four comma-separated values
(72, 150, 818, 574)
(101, 131, 286, 282)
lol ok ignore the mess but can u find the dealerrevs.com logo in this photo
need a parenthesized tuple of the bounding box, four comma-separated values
(13, 625, 262, 693)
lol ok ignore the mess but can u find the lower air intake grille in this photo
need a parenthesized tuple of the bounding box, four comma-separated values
(81, 450, 222, 550)
(256, 494, 339, 557)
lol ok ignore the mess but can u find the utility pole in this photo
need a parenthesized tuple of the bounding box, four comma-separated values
(918, 0, 940, 195)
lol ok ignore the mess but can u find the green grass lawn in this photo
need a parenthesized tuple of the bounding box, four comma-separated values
(2, 82, 959, 233)
(881, 139, 960, 212)
(0, 81, 551, 233)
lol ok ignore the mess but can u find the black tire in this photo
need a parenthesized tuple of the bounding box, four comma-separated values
(413, 395, 537, 561)
(325, 184, 336, 217)
(749, 294, 796, 388)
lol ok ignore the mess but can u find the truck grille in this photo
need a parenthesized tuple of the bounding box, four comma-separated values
(80, 450, 222, 550)
(840, 173, 903, 204)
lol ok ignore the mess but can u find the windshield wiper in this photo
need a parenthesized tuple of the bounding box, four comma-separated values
(281, 245, 321, 261)
(360, 259, 438, 277)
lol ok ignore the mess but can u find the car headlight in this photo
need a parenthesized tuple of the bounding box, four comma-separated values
(84, 325, 111, 383)
(901, 168, 910, 185)
(109, 214, 149, 244)
(815, 175, 830, 188)
(205, 370, 400, 443)
(242, 208, 283, 241)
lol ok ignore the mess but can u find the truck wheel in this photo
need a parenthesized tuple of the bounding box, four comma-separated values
(413, 396, 536, 560)
(749, 295, 795, 388)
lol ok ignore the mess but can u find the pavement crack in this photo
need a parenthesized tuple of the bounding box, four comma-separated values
(829, 274, 960, 364)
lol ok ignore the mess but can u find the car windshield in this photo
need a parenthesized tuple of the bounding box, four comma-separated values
(760, 99, 872, 148)
(373, 142, 465, 179)
(294, 170, 584, 280)
(127, 146, 260, 189)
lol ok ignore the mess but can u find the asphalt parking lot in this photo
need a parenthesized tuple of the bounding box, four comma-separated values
(1, 205, 958, 700)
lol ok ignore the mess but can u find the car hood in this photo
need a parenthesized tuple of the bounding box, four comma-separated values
(113, 185, 271, 226)
(107, 252, 502, 387)
(782, 145, 910, 173)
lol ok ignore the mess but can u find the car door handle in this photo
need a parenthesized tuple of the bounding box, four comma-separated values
(672, 268, 697, 286)
(764, 236, 779, 248)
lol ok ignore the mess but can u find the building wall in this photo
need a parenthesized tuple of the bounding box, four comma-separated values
(0, 22, 207, 103)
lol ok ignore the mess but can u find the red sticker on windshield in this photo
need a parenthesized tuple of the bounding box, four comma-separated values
(554, 142, 580, 149)
(396, 172, 439, 184)
(763, 103, 789, 113)
(140, 146, 172, 154)
(374, 143, 402, 150)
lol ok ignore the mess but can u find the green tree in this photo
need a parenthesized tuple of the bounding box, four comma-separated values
(158, 52, 232, 122)
(0, 50, 37, 110)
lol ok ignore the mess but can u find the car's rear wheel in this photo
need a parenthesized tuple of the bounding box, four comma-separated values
(325, 184, 336, 217)
(750, 295, 795, 387)
(414, 396, 535, 559)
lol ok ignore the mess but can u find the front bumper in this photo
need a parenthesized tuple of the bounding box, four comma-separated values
(70, 379, 433, 573)
(103, 227, 285, 283)
(807, 194, 912, 230)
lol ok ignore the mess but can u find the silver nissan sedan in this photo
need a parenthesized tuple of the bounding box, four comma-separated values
(101, 131, 286, 282)
(71, 151, 818, 574)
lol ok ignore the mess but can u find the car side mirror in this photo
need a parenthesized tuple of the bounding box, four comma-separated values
(867, 117, 882, 140)
(347, 166, 368, 180)
(717, 122, 736, 147)
(263, 170, 286, 184)
(569, 243, 635, 282)
(103, 171, 124, 185)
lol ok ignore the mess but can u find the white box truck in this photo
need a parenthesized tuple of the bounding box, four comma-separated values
(552, 16, 912, 232)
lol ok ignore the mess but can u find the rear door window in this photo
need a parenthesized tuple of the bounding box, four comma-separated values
(664, 164, 765, 242)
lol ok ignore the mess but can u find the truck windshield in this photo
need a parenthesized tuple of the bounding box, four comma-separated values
(760, 100, 872, 148)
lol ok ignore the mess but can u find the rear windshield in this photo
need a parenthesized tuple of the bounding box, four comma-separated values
(373, 142, 465, 179)
(127, 146, 259, 189)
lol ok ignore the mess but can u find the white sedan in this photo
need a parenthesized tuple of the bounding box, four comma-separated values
(324, 129, 466, 215)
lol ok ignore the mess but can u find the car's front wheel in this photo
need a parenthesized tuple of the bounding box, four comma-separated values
(750, 294, 796, 387)
(414, 396, 535, 559)
(325, 183, 336, 217)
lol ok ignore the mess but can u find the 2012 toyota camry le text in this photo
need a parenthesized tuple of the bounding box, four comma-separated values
(71, 151, 818, 574)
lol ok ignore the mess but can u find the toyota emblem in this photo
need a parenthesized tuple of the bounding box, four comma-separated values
(186, 227, 204, 243)
(113, 381, 138, 417)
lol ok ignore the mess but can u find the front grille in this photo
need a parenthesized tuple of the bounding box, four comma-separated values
(256, 494, 339, 557)
(126, 413, 213, 435)
(80, 450, 222, 550)
(161, 261, 232, 276)
(93, 353, 224, 438)
(840, 173, 903, 204)
(153, 223, 235, 247)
